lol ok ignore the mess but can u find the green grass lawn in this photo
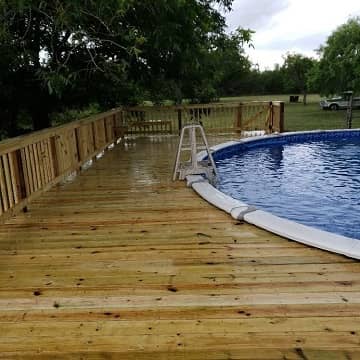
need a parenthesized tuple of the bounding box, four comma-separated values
(220, 94, 360, 131)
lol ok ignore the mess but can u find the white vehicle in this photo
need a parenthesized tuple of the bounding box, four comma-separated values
(320, 95, 360, 110)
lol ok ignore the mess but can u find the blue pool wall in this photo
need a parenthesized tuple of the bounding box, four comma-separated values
(212, 130, 360, 162)
(189, 129, 360, 260)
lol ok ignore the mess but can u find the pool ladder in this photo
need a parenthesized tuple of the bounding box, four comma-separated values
(173, 124, 218, 182)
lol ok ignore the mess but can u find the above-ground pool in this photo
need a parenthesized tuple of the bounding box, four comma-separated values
(213, 130, 360, 241)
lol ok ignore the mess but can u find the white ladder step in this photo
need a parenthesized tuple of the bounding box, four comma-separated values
(180, 146, 208, 151)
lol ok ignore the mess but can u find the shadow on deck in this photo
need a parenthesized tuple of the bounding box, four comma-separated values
(1, 135, 360, 359)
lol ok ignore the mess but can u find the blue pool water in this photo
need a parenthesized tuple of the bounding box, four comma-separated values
(215, 133, 360, 239)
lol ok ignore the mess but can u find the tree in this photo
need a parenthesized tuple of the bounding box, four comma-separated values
(0, 0, 141, 132)
(214, 28, 253, 98)
(260, 65, 285, 95)
(281, 53, 316, 105)
(124, 0, 248, 104)
(0, 0, 241, 136)
(308, 17, 360, 95)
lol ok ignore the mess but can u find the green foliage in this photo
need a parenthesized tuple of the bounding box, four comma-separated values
(220, 54, 316, 98)
(0, 0, 140, 133)
(221, 65, 286, 96)
(5, 0, 360, 139)
(281, 53, 316, 103)
(1, 0, 245, 136)
(51, 103, 101, 126)
(127, 1, 249, 104)
(215, 28, 253, 98)
(309, 17, 360, 95)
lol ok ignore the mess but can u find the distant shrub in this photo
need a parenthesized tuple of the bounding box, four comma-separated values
(51, 104, 101, 126)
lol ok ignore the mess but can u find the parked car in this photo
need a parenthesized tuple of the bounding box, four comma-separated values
(320, 95, 360, 110)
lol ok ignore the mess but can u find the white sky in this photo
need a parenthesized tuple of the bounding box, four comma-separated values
(226, 0, 360, 70)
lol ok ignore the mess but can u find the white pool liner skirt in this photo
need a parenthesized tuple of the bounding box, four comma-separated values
(188, 175, 247, 213)
(187, 173, 360, 260)
(244, 210, 360, 259)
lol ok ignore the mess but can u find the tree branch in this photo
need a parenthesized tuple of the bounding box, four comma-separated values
(80, 9, 111, 33)
(86, 47, 105, 73)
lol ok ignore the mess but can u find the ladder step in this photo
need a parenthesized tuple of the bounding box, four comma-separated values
(181, 146, 208, 151)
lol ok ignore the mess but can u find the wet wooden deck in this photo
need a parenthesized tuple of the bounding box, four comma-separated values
(1, 135, 360, 359)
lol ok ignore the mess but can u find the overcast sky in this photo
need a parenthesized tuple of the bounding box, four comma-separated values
(226, 0, 360, 70)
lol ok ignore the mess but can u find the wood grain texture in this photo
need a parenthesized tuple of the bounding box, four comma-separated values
(0, 135, 359, 359)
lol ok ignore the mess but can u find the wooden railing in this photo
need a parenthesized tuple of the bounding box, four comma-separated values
(122, 101, 284, 136)
(0, 101, 284, 220)
(0, 108, 123, 220)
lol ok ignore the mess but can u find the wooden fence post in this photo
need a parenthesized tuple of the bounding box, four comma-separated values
(268, 101, 273, 134)
(177, 108, 182, 134)
(74, 127, 82, 165)
(49, 136, 59, 178)
(279, 102, 285, 133)
(112, 113, 117, 140)
(11, 150, 27, 202)
(235, 103, 243, 133)
(346, 93, 353, 129)
(91, 122, 97, 153)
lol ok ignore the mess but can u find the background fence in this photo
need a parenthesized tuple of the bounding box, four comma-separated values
(122, 101, 284, 136)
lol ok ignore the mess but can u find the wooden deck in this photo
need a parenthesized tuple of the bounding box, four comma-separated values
(1, 135, 360, 359)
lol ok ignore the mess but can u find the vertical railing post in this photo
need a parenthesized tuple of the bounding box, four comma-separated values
(114, 109, 127, 139)
(235, 103, 243, 133)
(10, 151, 26, 203)
(102, 117, 107, 145)
(74, 126, 82, 165)
(104, 117, 109, 143)
(91, 121, 97, 152)
(177, 108, 182, 134)
(112, 110, 121, 141)
(268, 101, 274, 134)
(346, 93, 353, 129)
(49, 136, 59, 178)
(279, 102, 285, 133)
(112, 114, 116, 141)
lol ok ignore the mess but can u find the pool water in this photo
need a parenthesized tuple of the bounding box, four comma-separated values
(216, 137, 360, 239)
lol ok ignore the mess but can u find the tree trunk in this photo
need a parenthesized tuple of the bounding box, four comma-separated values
(303, 91, 307, 105)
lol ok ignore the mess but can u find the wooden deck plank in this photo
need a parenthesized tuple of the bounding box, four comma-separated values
(1, 317, 360, 337)
(0, 135, 360, 358)
(0, 332, 359, 352)
(2, 350, 360, 360)
(2, 303, 360, 321)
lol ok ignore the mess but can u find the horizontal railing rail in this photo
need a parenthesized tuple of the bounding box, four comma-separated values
(0, 108, 123, 220)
